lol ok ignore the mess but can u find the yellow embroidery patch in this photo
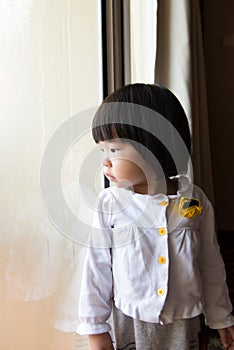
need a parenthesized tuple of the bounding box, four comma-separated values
(179, 197, 203, 218)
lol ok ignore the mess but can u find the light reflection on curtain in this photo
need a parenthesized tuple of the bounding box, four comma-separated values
(130, 0, 157, 84)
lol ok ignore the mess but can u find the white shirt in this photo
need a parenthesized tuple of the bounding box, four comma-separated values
(77, 177, 234, 335)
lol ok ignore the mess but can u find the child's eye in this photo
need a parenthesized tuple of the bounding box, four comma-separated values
(110, 148, 121, 153)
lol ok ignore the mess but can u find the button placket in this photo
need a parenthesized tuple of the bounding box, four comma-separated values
(154, 197, 169, 299)
(158, 197, 168, 236)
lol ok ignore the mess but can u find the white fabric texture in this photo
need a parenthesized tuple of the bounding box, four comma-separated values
(77, 178, 234, 335)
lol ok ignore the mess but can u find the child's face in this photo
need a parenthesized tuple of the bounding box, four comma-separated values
(98, 139, 155, 192)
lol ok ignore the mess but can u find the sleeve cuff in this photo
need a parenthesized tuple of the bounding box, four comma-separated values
(76, 321, 111, 335)
(206, 314, 234, 329)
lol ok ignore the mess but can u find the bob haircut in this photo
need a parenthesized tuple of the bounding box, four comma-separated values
(92, 83, 191, 178)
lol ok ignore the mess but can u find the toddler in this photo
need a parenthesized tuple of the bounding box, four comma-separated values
(77, 84, 234, 350)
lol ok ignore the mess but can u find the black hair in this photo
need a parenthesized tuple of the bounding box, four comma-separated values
(92, 83, 191, 178)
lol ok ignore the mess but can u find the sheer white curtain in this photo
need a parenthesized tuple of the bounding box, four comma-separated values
(0, 1, 103, 349)
(155, 0, 214, 202)
(130, 0, 157, 83)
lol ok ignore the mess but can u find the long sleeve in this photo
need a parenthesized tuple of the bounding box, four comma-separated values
(198, 198, 234, 329)
(77, 246, 113, 335)
(77, 189, 113, 335)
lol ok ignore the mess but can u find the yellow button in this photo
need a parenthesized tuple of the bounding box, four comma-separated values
(157, 288, 165, 296)
(158, 228, 166, 236)
(158, 256, 167, 264)
(160, 201, 168, 206)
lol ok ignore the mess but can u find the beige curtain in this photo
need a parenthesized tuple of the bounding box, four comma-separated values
(103, 0, 131, 95)
(155, 0, 214, 203)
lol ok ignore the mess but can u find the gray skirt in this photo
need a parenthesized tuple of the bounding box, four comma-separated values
(112, 305, 200, 350)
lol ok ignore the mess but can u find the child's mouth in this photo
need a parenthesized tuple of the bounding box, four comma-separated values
(105, 173, 117, 182)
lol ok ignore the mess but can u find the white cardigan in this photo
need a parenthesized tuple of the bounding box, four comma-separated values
(77, 178, 234, 335)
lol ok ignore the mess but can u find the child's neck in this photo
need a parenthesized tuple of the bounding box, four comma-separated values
(133, 178, 178, 196)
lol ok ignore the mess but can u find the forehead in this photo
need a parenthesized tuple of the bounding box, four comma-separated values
(98, 139, 122, 145)
(98, 139, 126, 149)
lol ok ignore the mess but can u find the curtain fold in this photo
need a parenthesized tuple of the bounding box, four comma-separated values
(155, 0, 214, 202)
(190, 0, 214, 203)
(102, 0, 131, 95)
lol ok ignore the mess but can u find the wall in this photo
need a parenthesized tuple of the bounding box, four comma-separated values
(202, 0, 234, 230)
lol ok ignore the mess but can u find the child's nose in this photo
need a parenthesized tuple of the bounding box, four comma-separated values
(103, 158, 112, 168)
